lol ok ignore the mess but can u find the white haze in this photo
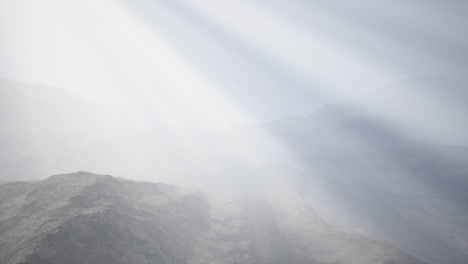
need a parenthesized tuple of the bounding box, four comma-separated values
(1, 1, 468, 263)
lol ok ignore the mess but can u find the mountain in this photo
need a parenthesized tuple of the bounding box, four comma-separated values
(260, 79, 468, 264)
(0, 172, 427, 264)
(362, 75, 468, 146)
(1, 77, 466, 263)
(0, 79, 172, 182)
(0, 79, 115, 180)
(0, 78, 258, 185)
(0, 172, 208, 264)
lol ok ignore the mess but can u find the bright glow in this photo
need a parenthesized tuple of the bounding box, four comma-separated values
(1, 2, 467, 263)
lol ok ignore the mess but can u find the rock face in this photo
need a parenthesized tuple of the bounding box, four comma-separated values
(0, 172, 209, 264)
(0, 172, 427, 264)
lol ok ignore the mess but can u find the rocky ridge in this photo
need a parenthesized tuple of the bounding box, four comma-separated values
(0, 172, 427, 264)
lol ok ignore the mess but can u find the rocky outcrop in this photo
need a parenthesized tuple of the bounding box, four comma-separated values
(0, 172, 209, 264)
(0, 172, 428, 264)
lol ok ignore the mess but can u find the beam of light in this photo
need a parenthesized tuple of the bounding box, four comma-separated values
(1, 0, 465, 181)
(174, 0, 467, 146)
(1, 0, 306, 187)
(176, 0, 400, 100)
(1, 2, 467, 263)
(76, 0, 302, 166)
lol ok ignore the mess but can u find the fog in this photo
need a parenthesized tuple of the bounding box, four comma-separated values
(1, 1, 467, 263)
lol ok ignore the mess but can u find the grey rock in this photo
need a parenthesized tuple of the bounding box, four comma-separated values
(0, 172, 428, 264)
(0, 172, 209, 264)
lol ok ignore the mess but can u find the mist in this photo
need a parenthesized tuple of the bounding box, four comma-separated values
(1, 1, 467, 264)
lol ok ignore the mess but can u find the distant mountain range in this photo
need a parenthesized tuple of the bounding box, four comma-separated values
(0, 77, 467, 263)
(0, 79, 166, 181)
(262, 100, 468, 264)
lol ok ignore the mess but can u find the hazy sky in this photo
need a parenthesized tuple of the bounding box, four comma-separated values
(1, 0, 467, 125)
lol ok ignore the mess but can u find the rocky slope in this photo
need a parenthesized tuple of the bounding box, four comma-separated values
(0, 172, 209, 264)
(0, 172, 427, 264)
(262, 100, 468, 264)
